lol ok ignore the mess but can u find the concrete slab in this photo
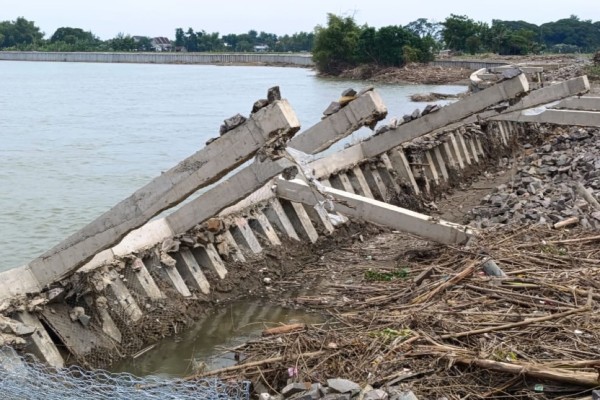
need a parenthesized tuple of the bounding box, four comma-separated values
(192, 244, 228, 280)
(361, 74, 528, 158)
(15, 312, 64, 368)
(276, 179, 474, 245)
(166, 157, 296, 235)
(175, 248, 210, 295)
(40, 303, 115, 361)
(28, 100, 300, 288)
(288, 91, 387, 154)
(0, 266, 42, 301)
(263, 198, 301, 241)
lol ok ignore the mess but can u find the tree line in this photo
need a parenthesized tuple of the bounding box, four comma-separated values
(1, 14, 599, 70)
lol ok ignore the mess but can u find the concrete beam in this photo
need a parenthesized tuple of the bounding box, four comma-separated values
(106, 270, 144, 322)
(27, 100, 300, 287)
(15, 312, 64, 368)
(248, 211, 282, 246)
(231, 217, 263, 254)
(288, 91, 387, 154)
(192, 244, 228, 280)
(280, 200, 319, 243)
(127, 258, 164, 299)
(220, 231, 246, 262)
(492, 109, 600, 127)
(276, 179, 474, 245)
(263, 198, 301, 241)
(551, 97, 600, 112)
(349, 166, 374, 198)
(175, 248, 210, 295)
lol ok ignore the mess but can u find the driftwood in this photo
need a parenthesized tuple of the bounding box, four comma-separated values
(456, 357, 600, 387)
(553, 216, 579, 229)
(441, 297, 591, 339)
(411, 260, 479, 304)
(262, 323, 306, 336)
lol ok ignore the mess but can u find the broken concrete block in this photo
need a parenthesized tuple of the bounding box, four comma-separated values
(364, 389, 389, 400)
(252, 99, 269, 113)
(160, 252, 177, 268)
(220, 113, 247, 135)
(342, 88, 357, 97)
(205, 218, 223, 233)
(267, 86, 281, 103)
(161, 238, 180, 253)
(78, 314, 91, 327)
(339, 95, 357, 106)
(281, 382, 311, 398)
(69, 306, 86, 322)
(327, 378, 361, 393)
(0, 316, 35, 336)
(47, 287, 65, 303)
(323, 101, 341, 116)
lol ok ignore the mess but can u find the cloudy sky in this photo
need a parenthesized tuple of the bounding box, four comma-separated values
(4, 0, 599, 40)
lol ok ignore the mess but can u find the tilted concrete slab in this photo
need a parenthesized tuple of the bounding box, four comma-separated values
(492, 109, 600, 127)
(361, 74, 528, 158)
(27, 100, 300, 288)
(551, 96, 600, 112)
(276, 179, 474, 245)
(167, 157, 296, 234)
(288, 91, 387, 154)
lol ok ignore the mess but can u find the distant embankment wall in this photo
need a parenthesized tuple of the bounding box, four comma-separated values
(429, 60, 508, 69)
(0, 51, 315, 66)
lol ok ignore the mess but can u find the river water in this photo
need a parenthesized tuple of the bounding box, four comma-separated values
(0, 61, 465, 272)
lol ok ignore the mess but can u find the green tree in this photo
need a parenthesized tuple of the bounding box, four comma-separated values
(442, 14, 487, 52)
(0, 17, 43, 49)
(312, 14, 362, 74)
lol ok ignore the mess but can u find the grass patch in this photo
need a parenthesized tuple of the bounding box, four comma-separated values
(584, 65, 600, 81)
(364, 267, 410, 282)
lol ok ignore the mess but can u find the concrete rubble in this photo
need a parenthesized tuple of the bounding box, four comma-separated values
(470, 126, 600, 229)
(259, 378, 419, 400)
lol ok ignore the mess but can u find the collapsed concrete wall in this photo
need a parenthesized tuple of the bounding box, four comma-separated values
(1, 74, 595, 369)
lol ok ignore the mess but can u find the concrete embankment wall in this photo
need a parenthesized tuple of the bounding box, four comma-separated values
(0, 51, 314, 66)
(429, 60, 507, 69)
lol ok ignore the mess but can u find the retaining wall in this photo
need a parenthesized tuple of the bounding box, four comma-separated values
(0, 51, 315, 66)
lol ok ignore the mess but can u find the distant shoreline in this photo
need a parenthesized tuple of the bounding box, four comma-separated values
(0, 51, 314, 67)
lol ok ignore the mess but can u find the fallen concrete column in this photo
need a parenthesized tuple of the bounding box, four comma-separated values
(220, 231, 246, 262)
(349, 166, 375, 199)
(280, 200, 320, 243)
(276, 179, 474, 245)
(360, 165, 389, 201)
(105, 270, 144, 322)
(231, 217, 263, 254)
(492, 109, 600, 127)
(386, 149, 420, 195)
(192, 244, 228, 280)
(27, 100, 300, 288)
(551, 96, 600, 112)
(288, 90, 387, 154)
(249, 211, 282, 246)
(127, 258, 164, 299)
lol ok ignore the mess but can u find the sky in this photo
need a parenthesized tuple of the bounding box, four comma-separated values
(4, 0, 600, 40)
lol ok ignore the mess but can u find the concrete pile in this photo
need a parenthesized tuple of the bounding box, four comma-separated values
(470, 125, 600, 229)
(259, 378, 419, 400)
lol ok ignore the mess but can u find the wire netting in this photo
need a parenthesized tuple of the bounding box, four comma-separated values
(0, 347, 250, 400)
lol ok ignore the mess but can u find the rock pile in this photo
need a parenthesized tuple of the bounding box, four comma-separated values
(258, 378, 419, 400)
(469, 126, 600, 230)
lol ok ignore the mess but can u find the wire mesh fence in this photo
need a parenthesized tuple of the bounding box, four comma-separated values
(0, 347, 250, 400)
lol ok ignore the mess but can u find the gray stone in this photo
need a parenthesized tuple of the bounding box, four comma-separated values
(364, 389, 389, 400)
(252, 99, 269, 113)
(356, 86, 374, 96)
(282, 383, 311, 398)
(78, 314, 91, 327)
(342, 88, 357, 97)
(323, 102, 341, 116)
(482, 259, 506, 277)
(411, 108, 421, 119)
(69, 306, 86, 322)
(327, 378, 361, 394)
(267, 86, 281, 103)
(220, 113, 247, 135)
(389, 389, 418, 400)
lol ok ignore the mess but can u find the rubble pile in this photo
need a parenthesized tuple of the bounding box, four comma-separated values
(470, 125, 600, 229)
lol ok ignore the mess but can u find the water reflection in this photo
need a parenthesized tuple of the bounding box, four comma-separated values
(110, 300, 324, 377)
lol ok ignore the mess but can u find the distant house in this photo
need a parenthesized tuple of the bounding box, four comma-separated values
(254, 45, 269, 53)
(151, 37, 173, 52)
